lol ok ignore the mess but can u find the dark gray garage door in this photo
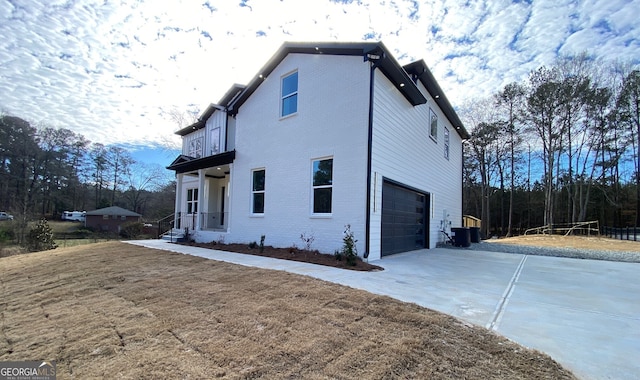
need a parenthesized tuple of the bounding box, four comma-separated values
(381, 180, 429, 256)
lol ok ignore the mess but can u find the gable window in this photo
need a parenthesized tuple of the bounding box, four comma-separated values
(444, 127, 450, 160)
(281, 71, 298, 117)
(187, 188, 198, 214)
(312, 158, 333, 214)
(429, 108, 438, 141)
(252, 169, 265, 214)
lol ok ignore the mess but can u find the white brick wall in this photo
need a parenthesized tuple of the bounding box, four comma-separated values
(223, 54, 371, 254)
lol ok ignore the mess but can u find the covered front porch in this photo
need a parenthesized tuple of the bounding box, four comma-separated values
(167, 151, 235, 234)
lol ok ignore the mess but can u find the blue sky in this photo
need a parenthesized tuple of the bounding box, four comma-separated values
(1, 0, 639, 167)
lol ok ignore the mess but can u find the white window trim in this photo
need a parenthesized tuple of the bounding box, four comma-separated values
(280, 70, 298, 118)
(187, 188, 199, 215)
(311, 156, 333, 217)
(251, 168, 265, 215)
(188, 136, 203, 158)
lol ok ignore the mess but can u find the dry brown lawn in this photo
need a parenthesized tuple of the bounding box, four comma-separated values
(484, 234, 640, 252)
(0, 242, 576, 379)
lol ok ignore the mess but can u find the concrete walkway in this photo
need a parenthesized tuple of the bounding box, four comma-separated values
(128, 240, 640, 380)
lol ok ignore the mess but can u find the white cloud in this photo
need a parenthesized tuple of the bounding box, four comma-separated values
(0, 0, 638, 152)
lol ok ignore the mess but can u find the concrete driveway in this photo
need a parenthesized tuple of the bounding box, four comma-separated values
(130, 240, 640, 380)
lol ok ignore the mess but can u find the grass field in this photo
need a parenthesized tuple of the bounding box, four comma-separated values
(0, 242, 576, 379)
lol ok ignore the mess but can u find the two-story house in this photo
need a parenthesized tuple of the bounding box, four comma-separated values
(167, 41, 468, 261)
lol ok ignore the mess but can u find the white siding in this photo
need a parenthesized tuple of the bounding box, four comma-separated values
(221, 54, 371, 254)
(205, 110, 227, 155)
(369, 70, 463, 260)
(182, 129, 206, 158)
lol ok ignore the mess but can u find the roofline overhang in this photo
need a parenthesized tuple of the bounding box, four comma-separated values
(226, 41, 427, 115)
(403, 60, 470, 140)
(175, 103, 226, 136)
(166, 150, 236, 173)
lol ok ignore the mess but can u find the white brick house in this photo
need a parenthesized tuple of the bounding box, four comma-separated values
(167, 42, 468, 261)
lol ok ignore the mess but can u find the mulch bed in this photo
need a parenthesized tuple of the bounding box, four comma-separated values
(177, 241, 384, 271)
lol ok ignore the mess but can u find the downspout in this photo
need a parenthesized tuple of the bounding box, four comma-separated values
(365, 56, 382, 259)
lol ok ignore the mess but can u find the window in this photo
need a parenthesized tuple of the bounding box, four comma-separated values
(429, 108, 438, 141)
(187, 188, 198, 214)
(281, 71, 298, 117)
(210, 127, 221, 155)
(188, 137, 203, 158)
(252, 169, 265, 214)
(312, 158, 333, 214)
(444, 127, 450, 160)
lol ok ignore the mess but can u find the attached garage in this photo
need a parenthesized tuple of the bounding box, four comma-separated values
(381, 180, 430, 256)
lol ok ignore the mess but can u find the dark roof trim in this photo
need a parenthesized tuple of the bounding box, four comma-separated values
(403, 60, 470, 139)
(175, 104, 225, 136)
(218, 84, 246, 107)
(227, 41, 427, 115)
(167, 150, 236, 173)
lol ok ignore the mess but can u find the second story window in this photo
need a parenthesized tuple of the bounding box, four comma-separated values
(189, 137, 203, 158)
(444, 127, 450, 160)
(281, 71, 298, 117)
(211, 127, 221, 155)
(429, 108, 438, 141)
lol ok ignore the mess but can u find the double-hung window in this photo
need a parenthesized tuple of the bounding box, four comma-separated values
(429, 108, 438, 141)
(187, 188, 198, 214)
(252, 169, 265, 214)
(312, 158, 333, 214)
(281, 71, 298, 117)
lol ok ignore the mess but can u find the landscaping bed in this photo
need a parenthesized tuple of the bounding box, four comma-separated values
(178, 241, 384, 271)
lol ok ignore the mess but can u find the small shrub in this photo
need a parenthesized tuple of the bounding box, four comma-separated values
(119, 221, 144, 239)
(340, 224, 358, 266)
(25, 219, 57, 252)
(0, 225, 14, 244)
(334, 249, 343, 261)
(259, 235, 265, 253)
(300, 232, 315, 251)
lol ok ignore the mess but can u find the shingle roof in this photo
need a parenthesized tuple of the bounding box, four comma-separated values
(86, 206, 141, 217)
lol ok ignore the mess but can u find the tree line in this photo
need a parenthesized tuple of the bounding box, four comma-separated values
(461, 53, 640, 238)
(0, 114, 176, 223)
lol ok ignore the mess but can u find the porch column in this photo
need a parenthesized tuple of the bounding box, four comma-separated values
(226, 163, 233, 233)
(174, 173, 183, 229)
(197, 169, 206, 231)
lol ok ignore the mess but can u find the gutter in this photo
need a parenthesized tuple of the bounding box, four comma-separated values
(364, 51, 383, 259)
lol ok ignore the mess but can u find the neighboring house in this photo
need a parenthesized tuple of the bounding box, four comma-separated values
(85, 206, 141, 232)
(167, 41, 469, 261)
